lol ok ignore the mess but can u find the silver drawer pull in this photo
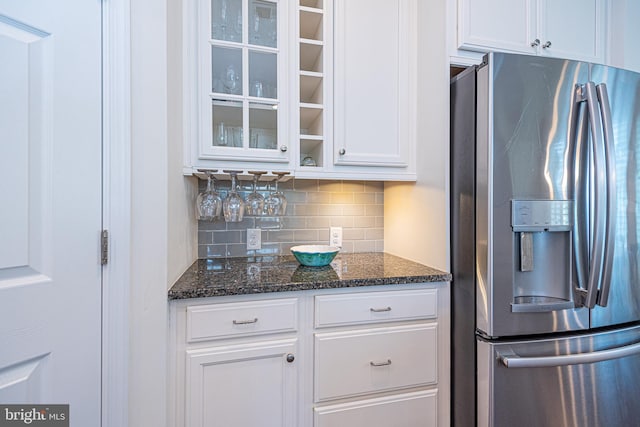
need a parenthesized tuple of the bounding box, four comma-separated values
(232, 318, 258, 325)
(370, 306, 392, 312)
(370, 359, 392, 367)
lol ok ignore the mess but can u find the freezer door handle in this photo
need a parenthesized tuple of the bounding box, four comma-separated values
(581, 82, 607, 309)
(498, 341, 640, 368)
(595, 83, 616, 307)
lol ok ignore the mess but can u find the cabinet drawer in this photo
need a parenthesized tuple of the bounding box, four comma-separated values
(314, 390, 437, 427)
(314, 289, 437, 328)
(314, 324, 437, 401)
(186, 298, 298, 343)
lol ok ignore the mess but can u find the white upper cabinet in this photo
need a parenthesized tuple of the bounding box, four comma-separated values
(538, 0, 605, 62)
(606, 0, 640, 73)
(331, 0, 416, 178)
(458, 0, 535, 55)
(456, 0, 606, 64)
(184, 0, 292, 173)
(183, 0, 417, 180)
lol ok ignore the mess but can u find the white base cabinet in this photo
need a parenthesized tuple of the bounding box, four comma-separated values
(169, 282, 449, 427)
(186, 339, 298, 427)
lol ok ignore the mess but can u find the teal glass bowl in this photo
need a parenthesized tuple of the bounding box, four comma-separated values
(290, 245, 340, 267)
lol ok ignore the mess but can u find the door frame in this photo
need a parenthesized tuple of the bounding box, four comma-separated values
(102, 0, 131, 425)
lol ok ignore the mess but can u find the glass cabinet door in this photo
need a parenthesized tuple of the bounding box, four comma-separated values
(203, 0, 287, 162)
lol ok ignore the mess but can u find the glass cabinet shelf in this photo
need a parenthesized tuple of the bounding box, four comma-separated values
(212, 99, 277, 108)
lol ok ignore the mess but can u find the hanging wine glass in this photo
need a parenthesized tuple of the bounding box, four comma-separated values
(246, 171, 266, 216)
(222, 170, 245, 222)
(263, 179, 277, 216)
(273, 172, 289, 215)
(196, 170, 222, 221)
(264, 171, 289, 216)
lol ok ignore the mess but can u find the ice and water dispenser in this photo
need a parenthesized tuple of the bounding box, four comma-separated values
(510, 200, 574, 312)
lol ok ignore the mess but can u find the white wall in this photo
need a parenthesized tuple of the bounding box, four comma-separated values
(384, 0, 450, 272)
(168, 0, 198, 287)
(129, 0, 168, 426)
(129, 0, 197, 424)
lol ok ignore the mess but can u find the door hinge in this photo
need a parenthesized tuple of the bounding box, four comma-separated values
(101, 230, 109, 265)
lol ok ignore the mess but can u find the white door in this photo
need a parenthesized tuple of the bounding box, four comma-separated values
(0, 0, 102, 425)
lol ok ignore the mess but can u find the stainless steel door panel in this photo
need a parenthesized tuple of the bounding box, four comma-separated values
(450, 66, 478, 427)
(478, 325, 640, 427)
(477, 53, 590, 337)
(589, 64, 640, 328)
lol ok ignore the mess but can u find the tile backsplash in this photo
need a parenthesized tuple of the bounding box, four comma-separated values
(197, 179, 384, 258)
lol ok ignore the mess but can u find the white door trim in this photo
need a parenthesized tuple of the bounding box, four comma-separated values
(102, 0, 131, 426)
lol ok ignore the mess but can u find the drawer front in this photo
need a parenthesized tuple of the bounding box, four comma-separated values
(314, 324, 437, 401)
(314, 390, 437, 427)
(314, 288, 437, 328)
(186, 298, 298, 342)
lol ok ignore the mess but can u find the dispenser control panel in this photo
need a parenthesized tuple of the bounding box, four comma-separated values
(511, 200, 573, 232)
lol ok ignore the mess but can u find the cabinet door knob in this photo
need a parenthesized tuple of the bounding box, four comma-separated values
(286, 353, 295, 363)
(338, 148, 346, 155)
(279, 145, 288, 152)
(531, 38, 540, 47)
(542, 41, 552, 49)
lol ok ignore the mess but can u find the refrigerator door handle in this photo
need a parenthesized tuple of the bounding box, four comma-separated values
(582, 82, 607, 309)
(595, 83, 616, 307)
(498, 341, 640, 368)
(570, 84, 590, 304)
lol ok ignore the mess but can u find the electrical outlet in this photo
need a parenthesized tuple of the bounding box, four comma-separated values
(330, 226, 343, 248)
(247, 228, 261, 250)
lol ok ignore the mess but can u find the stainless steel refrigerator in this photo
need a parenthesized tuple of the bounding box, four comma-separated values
(451, 52, 640, 427)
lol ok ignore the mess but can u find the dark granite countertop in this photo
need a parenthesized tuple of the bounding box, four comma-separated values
(168, 252, 451, 300)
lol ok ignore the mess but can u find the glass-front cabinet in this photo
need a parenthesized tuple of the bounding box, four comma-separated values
(191, 0, 290, 166)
